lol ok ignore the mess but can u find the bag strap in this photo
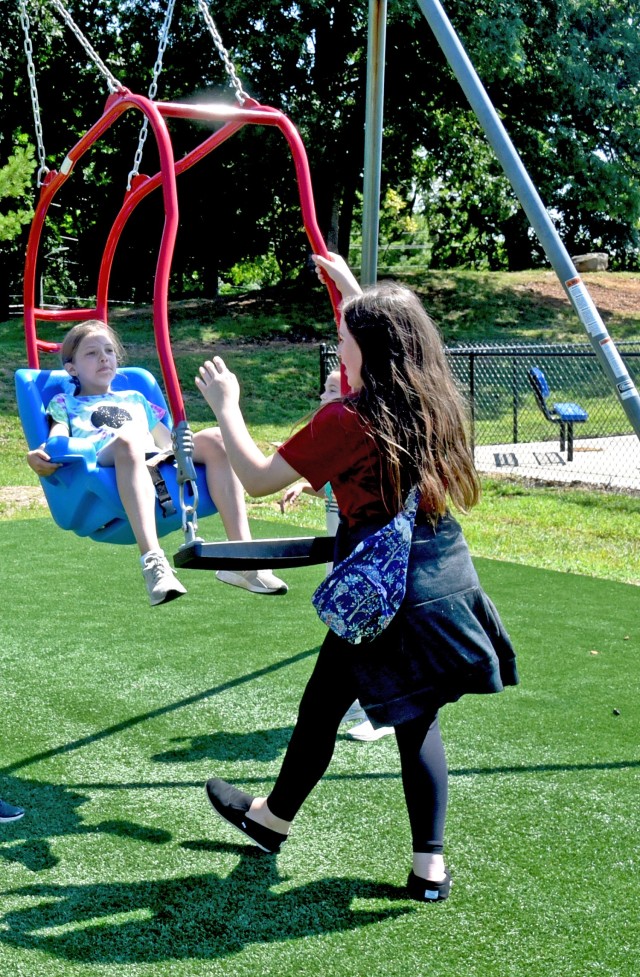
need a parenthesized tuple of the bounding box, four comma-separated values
(402, 486, 421, 521)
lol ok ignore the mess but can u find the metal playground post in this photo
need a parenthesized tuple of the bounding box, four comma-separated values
(415, 0, 640, 440)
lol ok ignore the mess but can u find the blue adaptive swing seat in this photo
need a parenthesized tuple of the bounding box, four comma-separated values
(15, 366, 217, 545)
(16, 87, 341, 567)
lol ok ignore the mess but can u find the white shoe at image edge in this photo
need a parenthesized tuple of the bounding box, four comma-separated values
(346, 719, 395, 742)
(216, 569, 288, 594)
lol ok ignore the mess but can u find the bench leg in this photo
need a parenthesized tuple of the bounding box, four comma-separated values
(559, 422, 566, 453)
(567, 423, 574, 462)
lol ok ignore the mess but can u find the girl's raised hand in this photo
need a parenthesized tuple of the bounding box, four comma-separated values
(195, 357, 240, 416)
(313, 252, 363, 300)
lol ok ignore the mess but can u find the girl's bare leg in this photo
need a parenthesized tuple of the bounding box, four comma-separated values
(193, 428, 251, 541)
(98, 431, 160, 555)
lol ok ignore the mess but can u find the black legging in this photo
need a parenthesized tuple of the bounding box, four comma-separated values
(267, 634, 448, 854)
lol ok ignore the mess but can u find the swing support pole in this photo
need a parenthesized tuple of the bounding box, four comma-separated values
(361, 0, 387, 287)
(415, 0, 640, 440)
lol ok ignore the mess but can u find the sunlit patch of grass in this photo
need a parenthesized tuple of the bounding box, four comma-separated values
(459, 479, 640, 585)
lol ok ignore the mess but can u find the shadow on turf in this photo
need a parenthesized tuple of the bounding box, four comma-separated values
(0, 845, 417, 962)
(0, 647, 319, 778)
(151, 727, 295, 764)
(0, 774, 171, 872)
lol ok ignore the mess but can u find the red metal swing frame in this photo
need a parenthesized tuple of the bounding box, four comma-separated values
(23, 90, 342, 426)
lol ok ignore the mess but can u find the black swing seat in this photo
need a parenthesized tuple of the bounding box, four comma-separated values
(174, 535, 336, 571)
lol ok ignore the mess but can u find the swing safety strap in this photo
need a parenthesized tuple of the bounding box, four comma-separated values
(147, 456, 177, 518)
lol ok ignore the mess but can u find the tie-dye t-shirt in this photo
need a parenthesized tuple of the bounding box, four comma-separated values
(46, 389, 166, 455)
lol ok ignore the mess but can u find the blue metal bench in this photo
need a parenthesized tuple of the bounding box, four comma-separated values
(527, 366, 588, 461)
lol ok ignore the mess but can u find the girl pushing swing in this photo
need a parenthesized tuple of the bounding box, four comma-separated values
(195, 252, 518, 903)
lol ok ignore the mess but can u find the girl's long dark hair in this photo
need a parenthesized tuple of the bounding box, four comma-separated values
(342, 281, 480, 515)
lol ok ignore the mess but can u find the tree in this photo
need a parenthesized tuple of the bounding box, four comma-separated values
(0, 140, 35, 243)
(0, 138, 36, 317)
(420, 0, 640, 268)
(2, 0, 639, 310)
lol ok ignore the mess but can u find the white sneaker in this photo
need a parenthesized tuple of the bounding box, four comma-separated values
(215, 569, 288, 595)
(341, 700, 367, 724)
(346, 720, 395, 742)
(141, 551, 187, 606)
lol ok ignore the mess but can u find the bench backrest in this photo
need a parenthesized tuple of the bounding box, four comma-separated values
(527, 367, 555, 421)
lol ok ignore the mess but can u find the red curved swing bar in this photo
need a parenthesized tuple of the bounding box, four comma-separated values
(23, 91, 341, 425)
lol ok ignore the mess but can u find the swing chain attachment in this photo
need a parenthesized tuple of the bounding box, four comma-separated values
(47, 0, 125, 96)
(171, 420, 202, 545)
(19, 0, 49, 187)
(128, 0, 177, 190)
(196, 0, 250, 106)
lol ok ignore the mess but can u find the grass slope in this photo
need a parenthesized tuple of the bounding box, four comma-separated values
(2, 272, 640, 585)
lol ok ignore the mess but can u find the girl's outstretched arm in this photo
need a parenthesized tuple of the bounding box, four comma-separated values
(195, 356, 300, 497)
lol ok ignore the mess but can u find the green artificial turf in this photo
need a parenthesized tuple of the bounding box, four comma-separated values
(0, 514, 638, 976)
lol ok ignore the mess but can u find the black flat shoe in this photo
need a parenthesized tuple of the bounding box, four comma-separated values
(406, 868, 451, 902)
(205, 778, 288, 854)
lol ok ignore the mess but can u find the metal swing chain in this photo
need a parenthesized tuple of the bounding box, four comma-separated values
(196, 0, 250, 105)
(127, 0, 177, 190)
(128, 0, 250, 188)
(19, 0, 49, 187)
(47, 0, 125, 95)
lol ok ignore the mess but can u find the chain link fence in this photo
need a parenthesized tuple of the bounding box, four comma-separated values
(321, 341, 640, 494)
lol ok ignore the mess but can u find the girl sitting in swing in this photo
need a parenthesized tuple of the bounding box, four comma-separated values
(27, 320, 288, 605)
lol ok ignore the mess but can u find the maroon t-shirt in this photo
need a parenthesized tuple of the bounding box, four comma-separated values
(278, 401, 392, 528)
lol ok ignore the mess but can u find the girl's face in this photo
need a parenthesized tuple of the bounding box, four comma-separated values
(65, 331, 117, 395)
(337, 316, 363, 392)
(320, 371, 342, 404)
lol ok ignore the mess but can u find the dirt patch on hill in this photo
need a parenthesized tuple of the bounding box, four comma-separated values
(114, 272, 640, 326)
(0, 484, 47, 517)
(517, 273, 640, 316)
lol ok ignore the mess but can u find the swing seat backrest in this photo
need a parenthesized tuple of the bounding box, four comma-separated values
(15, 366, 216, 545)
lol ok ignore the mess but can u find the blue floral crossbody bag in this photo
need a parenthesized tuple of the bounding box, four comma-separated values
(311, 487, 420, 645)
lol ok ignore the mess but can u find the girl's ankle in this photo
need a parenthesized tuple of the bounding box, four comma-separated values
(249, 797, 291, 834)
(413, 852, 446, 882)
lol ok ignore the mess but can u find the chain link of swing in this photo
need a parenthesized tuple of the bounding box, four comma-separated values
(195, 0, 250, 105)
(19, 0, 49, 187)
(20, 0, 249, 189)
(128, 0, 250, 186)
(127, 0, 178, 188)
(48, 0, 125, 94)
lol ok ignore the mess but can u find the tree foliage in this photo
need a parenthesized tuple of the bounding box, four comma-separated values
(434, 0, 640, 267)
(0, 139, 35, 242)
(1, 0, 639, 309)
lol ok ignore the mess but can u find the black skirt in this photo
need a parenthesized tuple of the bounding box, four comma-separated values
(328, 513, 518, 727)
